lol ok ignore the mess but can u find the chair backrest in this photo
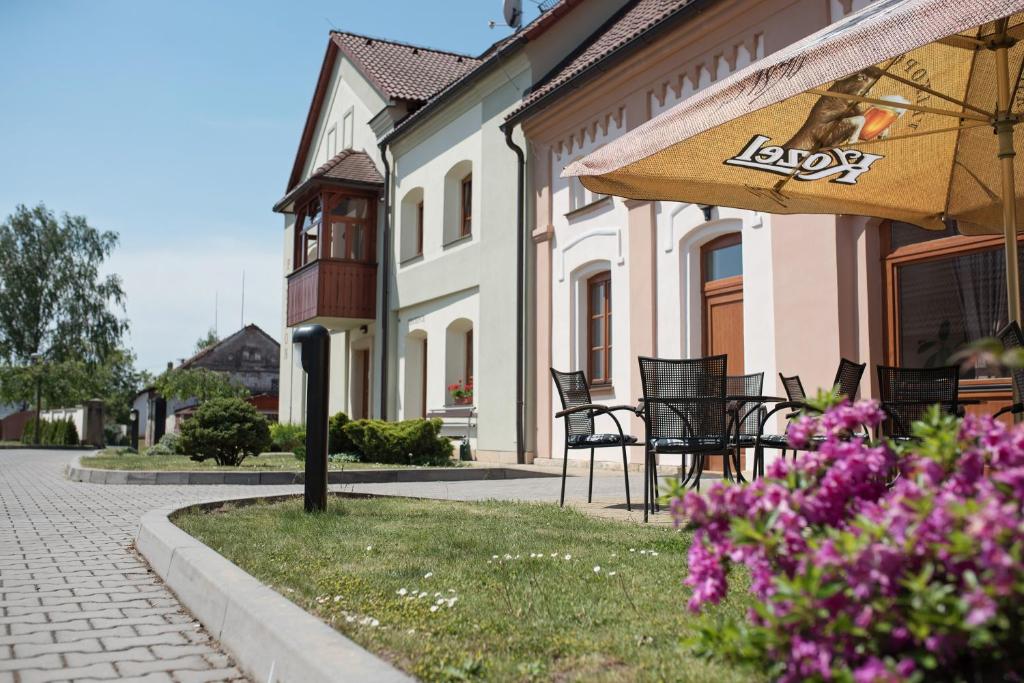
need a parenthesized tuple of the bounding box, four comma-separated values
(876, 364, 960, 438)
(550, 368, 594, 438)
(997, 321, 1024, 398)
(639, 355, 728, 448)
(727, 372, 764, 437)
(779, 374, 806, 402)
(832, 358, 866, 402)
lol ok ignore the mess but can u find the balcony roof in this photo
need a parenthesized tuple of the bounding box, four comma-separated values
(274, 150, 383, 214)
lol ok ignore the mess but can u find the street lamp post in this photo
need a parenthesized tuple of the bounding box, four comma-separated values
(292, 324, 330, 512)
(30, 353, 42, 445)
(129, 409, 139, 451)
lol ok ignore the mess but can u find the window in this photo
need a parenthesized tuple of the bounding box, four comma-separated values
(885, 221, 1024, 379)
(342, 108, 354, 150)
(326, 125, 337, 159)
(294, 199, 322, 268)
(465, 329, 473, 384)
(416, 201, 424, 256)
(587, 271, 612, 384)
(460, 175, 472, 237)
(568, 177, 605, 212)
(328, 195, 372, 262)
(703, 233, 743, 281)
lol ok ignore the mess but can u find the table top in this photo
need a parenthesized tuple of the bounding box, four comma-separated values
(636, 395, 786, 404)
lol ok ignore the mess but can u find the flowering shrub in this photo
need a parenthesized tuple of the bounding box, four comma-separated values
(673, 400, 1024, 682)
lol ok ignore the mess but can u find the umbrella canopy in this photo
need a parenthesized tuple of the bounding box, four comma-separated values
(564, 0, 1024, 322)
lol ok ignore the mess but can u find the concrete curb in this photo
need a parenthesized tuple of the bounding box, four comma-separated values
(135, 494, 414, 683)
(68, 453, 558, 485)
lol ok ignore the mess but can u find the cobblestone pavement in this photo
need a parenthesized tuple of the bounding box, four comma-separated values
(0, 449, 667, 681)
(0, 449, 306, 683)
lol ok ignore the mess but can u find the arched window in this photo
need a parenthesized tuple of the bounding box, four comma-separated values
(443, 161, 473, 245)
(445, 318, 474, 405)
(587, 271, 612, 385)
(400, 187, 425, 262)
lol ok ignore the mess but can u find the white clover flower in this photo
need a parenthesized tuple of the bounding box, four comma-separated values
(504, 553, 513, 560)
(430, 605, 439, 612)
(640, 550, 647, 555)
(397, 588, 408, 596)
(366, 545, 373, 551)
(334, 595, 342, 602)
(423, 572, 433, 579)
(650, 551, 659, 557)
(370, 618, 380, 627)
(345, 615, 356, 623)
(629, 548, 636, 553)
(434, 592, 442, 598)
(419, 591, 428, 598)
(447, 597, 458, 607)
(564, 554, 572, 561)
(448, 589, 456, 593)
(407, 628, 416, 635)
(609, 571, 617, 577)
(611, 553, 618, 558)
(492, 555, 499, 560)
(550, 553, 557, 558)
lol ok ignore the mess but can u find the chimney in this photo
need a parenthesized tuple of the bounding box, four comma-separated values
(166, 361, 173, 371)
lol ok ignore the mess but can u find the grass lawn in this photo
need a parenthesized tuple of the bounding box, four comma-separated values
(176, 496, 758, 683)
(80, 451, 455, 471)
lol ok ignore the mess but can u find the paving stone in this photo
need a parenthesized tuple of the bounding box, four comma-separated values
(19, 662, 119, 682)
(66, 645, 155, 667)
(14, 636, 101, 658)
(173, 669, 246, 683)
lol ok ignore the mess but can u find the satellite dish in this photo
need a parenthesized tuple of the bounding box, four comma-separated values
(503, 0, 522, 28)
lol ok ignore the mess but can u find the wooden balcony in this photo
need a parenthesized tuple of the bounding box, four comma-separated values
(286, 259, 377, 328)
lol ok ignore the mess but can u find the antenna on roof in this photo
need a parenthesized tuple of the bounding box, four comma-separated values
(240, 270, 245, 329)
(502, 0, 522, 29)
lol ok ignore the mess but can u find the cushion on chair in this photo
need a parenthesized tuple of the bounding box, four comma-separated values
(757, 433, 792, 448)
(649, 436, 726, 453)
(568, 433, 639, 447)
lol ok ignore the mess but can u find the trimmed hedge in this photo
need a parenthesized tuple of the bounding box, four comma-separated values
(269, 422, 305, 453)
(21, 417, 79, 446)
(341, 418, 452, 466)
(328, 411, 356, 455)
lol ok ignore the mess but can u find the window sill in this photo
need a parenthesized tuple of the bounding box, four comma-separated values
(565, 195, 612, 221)
(443, 234, 473, 250)
(400, 253, 424, 267)
(589, 383, 615, 398)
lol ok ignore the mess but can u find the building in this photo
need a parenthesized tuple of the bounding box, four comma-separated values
(275, 3, 624, 461)
(507, 0, 1014, 472)
(134, 324, 280, 446)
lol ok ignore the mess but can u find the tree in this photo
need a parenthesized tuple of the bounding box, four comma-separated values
(0, 203, 126, 365)
(0, 204, 129, 432)
(154, 367, 250, 403)
(194, 328, 219, 354)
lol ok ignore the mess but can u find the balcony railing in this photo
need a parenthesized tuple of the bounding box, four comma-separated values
(286, 259, 377, 327)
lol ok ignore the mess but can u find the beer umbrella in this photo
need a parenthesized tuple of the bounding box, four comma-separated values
(564, 0, 1024, 323)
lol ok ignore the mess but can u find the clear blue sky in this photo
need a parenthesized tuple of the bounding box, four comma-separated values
(0, 0, 540, 374)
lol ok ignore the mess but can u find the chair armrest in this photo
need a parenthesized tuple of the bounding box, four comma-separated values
(554, 403, 641, 419)
(994, 403, 1024, 419)
(756, 401, 809, 437)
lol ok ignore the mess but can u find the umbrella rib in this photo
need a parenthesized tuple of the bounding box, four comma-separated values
(830, 122, 988, 149)
(806, 89, 991, 122)
(877, 70, 992, 118)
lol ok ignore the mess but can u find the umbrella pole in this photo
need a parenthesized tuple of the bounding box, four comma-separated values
(996, 41, 1021, 326)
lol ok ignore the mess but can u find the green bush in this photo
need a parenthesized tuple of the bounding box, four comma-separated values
(328, 411, 357, 455)
(20, 417, 79, 446)
(145, 432, 182, 456)
(269, 422, 305, 453)
(341, 418, 452, 466)
(179, 398, 271, 466)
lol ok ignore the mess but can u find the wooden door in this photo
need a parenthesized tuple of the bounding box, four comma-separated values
(358, 349, 370, 419)
(420, 339, 428, 418)
(701, 234, 744, 472)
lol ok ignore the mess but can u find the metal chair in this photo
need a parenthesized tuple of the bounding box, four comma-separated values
(638, 355, 729, 522)
(995, 321, 1024, 419)
(876, 364, 961, 440)
(753, 359, 867, 477)
(550, 369, 636, 511)
(726, 372, 764, 478)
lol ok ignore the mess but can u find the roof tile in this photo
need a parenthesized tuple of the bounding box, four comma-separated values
(331, 31, 483, 102)
(311, 149, 383, 185)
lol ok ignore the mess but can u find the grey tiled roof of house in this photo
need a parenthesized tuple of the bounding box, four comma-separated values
(330, 31, 482, 103)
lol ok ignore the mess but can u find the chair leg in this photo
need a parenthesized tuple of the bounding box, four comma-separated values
(651, 452, 660, 513)
(587, 448, 595, 503)
(643, 448, 650, 523)
(621, 445, 631, 512)
(560, 443, 569, 507)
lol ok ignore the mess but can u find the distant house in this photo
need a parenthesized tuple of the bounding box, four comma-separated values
(133, 324, 280, 447)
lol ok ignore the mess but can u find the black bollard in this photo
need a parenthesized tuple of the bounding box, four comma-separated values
(292, 324, 330, 512)
(129, 409, 139, 451)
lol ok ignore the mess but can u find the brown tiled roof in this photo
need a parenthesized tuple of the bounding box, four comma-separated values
(510, 0, 697, 119)
(311, 149, 383, 185)
(331, 31, 482, 103)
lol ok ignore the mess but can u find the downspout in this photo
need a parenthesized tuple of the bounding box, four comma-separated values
(378, 141, 392, 420)
(503, 123, 527, 464)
